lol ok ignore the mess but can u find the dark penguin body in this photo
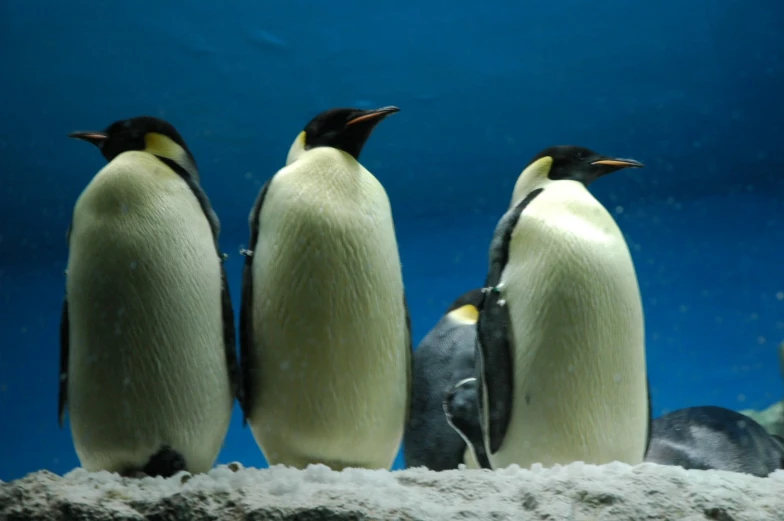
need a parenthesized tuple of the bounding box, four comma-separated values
(240, 106, 412, 470)
(404, 289, 491, 470)
(645, 406, 784, 477)
(60, 116, 238, 478)
(460, 145, 650, 470)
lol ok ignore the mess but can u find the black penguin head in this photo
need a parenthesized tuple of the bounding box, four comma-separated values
(445, 288, 485, 324)
(300, 106, 400, 160)
(69, 116, 199, 179)
(530, 145, 644, 186)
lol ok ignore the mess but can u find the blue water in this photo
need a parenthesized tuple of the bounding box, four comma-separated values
(1, 0, 783, 483)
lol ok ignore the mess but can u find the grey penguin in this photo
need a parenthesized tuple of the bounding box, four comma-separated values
(60, 116, 239, 478)
(239, 106, 412, 471)
(460, 145, 650, 470)
(645, 405, 784, 477)
(403, 289, 491, 470)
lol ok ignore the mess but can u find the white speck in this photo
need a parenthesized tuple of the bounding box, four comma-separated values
(497, 299, 506, 307)
(244, 172, 253, 180)
(758, 336, 767, 345)
(737, 393, 746, 403)
(615, 205, 624, 215)
(679, 305, 688, 313)
(750, 313, 759, 321)
(613, 373, 622, 383)
(776, 292, 784, 300)
(280, 361, 290, 371)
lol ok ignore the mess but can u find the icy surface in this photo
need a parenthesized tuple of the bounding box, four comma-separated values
(1, 461, 783, 520)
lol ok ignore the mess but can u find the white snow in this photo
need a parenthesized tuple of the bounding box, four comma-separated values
(2, 461, 782, 520)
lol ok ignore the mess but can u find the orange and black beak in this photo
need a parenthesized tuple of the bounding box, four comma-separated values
(345, 106, 400, 127)
(68, 131, 108, 147)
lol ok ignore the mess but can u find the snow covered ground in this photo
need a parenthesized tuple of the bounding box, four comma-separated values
(2, 461, 783, 520)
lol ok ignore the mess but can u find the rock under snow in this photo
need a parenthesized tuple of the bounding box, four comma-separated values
(1, 461, 783, 520)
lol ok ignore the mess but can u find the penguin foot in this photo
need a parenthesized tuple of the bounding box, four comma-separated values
(121, 445, 187, 478)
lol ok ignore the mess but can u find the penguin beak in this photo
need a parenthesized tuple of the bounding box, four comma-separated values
(591, 157, 644, 169)
(345, 106, 400, 127)
(69, 131, 108, 147)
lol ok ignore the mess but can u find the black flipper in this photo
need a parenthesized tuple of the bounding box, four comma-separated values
(239, 179, 273, 424)
(644, 375, 652, 457)
(476, 188, 544, 454)
(220, 263, 240, 407)
(58, 297, 69, 428)
(443, 377, 492, 469)
(158, 157, 240, 407)
(403, 292, 414, 425)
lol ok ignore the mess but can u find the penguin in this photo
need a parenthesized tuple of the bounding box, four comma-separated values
(404, 289, 491, 470)
(457, 145, 650, 470)
(645, 406, 784, 477)
(239, 106, 412, 471)
(60, 116, 238, 478)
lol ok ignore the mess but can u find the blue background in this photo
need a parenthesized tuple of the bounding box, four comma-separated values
(1, 0, 783, 482)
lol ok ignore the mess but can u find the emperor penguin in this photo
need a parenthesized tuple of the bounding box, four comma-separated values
(60, 116, 239, 478)
(239, 106, 412, 471)
(404, 289, 491, 470)
(645, 405, 784, 477)
(457, 145, 650, 470)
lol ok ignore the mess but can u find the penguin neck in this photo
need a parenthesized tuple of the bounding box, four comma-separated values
(294, 147, 366, 187)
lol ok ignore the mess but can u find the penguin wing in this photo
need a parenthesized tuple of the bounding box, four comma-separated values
(239, 178, 272, 424)
(58, 297, 69, 427)
(58, 217, 74, 428)
(403, 292, 413, 424)
(220, 262, 241, 405)
(645, 376, 652, 457)
(477, 187, 544, 454)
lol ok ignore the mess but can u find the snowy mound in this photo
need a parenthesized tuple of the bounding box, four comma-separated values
(2, 461, 783, 520)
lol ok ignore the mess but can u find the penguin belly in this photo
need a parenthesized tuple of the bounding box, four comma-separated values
(66, 152, 233, 474)
(248, 149, 408, 470)
(493, 183, 647, 469)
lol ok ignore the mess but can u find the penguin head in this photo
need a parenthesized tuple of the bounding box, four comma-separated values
(286, 106, 400, 164)
(511, 145, 643, 206)
(445, 288, 484, 325)
(69, 116, 200, 181)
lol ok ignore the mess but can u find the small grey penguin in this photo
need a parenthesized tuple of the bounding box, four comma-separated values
(645, 405, 784, 477)
(240, 106, 412, 471)
(404, 289, 491, 470)
(60, 116, 238, 478)
(457, 145, 650, 470)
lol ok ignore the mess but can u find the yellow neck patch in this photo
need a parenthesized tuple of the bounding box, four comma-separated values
(448, 304, 479, 324)
(510, 155, 553, 208)
(144, 132, 199, 181)
(286, 131, 307, 165)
